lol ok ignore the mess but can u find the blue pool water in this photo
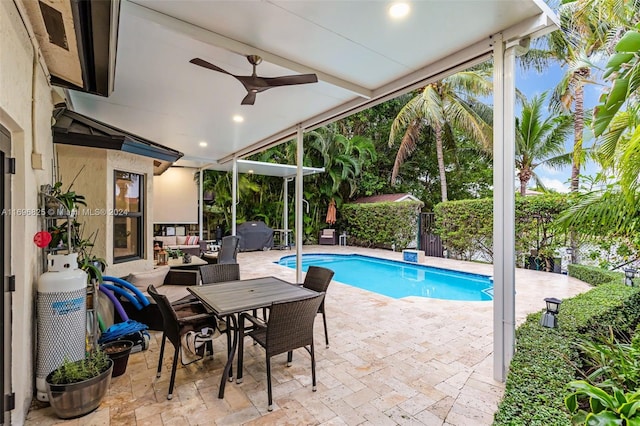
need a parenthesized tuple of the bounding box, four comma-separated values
(277, 254, 493, 301)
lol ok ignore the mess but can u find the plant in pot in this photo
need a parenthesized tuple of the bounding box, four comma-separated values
(45, 349, 113, 419)
(100, 340, 134, 377)
(44, 181, 87, 217)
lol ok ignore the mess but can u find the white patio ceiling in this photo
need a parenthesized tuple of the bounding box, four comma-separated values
(68, 0, 557, 168)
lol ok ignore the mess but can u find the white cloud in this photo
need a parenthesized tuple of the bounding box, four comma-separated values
(540, 177, 570, 193)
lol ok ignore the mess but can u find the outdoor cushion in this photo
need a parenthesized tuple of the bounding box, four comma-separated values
(176, 236, 189, 245)
(155, 236, 177, 247)
(126, 265, 170, 292)
(152, 284, 190, 303)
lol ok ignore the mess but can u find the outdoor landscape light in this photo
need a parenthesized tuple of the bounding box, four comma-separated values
(625, 268, 636, 286)
(540, 297, 562, 328)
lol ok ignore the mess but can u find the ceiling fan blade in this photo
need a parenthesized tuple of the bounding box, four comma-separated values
(189, 58, 233, 76)
(262, 74, 318, 87)
(241, 92, 257, 105)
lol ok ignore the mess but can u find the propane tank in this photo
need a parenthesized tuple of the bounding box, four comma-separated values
(36, 253, 87, 401)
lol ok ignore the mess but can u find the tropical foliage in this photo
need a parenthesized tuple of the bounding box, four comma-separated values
(515, 92, 573, 195)
(388, 68, 493, 202)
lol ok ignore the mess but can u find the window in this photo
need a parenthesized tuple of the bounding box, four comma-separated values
(113, 171, 144, 263)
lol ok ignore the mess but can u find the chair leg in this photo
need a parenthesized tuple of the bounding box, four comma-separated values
(287, 351, 293, 366)
(167, 346, 180, 400)
(157, 333, 166, 378)
(321, 310, 329, 348)
(310, 342, 317, 392)
(266, 356, 273, 411)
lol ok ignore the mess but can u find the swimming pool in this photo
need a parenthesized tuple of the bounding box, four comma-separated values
(277, 254, 493, 301)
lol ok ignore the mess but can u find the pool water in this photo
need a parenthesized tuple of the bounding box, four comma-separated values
(277, 254, 493, 301)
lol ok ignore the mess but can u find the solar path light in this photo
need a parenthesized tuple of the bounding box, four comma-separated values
(624, 268, 636, 287)
(540, 297, 562, 328)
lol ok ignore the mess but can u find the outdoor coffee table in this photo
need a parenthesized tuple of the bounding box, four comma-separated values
(187, 276, 317, 398)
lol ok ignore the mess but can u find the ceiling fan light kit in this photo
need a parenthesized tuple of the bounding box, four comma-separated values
(190, 55, 318, 105)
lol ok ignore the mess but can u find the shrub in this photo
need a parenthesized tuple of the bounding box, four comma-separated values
(434, 194, 569, 264)
(568, 264, 623, 287)
(493, 273, 640, 425)
(341, 201, 423, 249)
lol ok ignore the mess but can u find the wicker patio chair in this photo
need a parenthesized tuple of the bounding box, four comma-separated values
(301, 266, 335, 348)
(217, 235, 240, 264)
(147, 285, 223, 400)
(199, 263, 240, 285)
(239, 292, 325, 411)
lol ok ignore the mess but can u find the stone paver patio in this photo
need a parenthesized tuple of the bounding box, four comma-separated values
(26, 246, 590, 425)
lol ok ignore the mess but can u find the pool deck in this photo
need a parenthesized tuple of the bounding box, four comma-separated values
(26, 246, 591, 425)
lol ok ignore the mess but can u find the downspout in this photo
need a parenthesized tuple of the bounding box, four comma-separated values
(12, 0, 50, 171)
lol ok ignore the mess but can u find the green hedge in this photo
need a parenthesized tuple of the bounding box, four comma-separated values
(568, 264, 623, 287)
(494, 275, 640, 425)
(341, 201, 423, 249)
(434, 194, 569, 263)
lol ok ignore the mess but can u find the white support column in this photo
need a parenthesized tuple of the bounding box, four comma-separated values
(283, 178, 290, 246)
(232, 157, 238, 236)
(198, 168, 204, 240)
(295, 126, 304, 283)
(493, 33, 517, 382)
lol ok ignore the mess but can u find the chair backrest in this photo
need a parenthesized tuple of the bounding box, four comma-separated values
(265, 292, 325, 357)
(218, 235, 240, 264)
(147, 285, 181, 347)
(303, 266, 335, 293)
(321, 229, 335, 237)
(199, 263, 240, 285)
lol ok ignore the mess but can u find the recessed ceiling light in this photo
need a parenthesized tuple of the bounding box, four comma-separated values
(389, 2, 410, 19)
(247, 169, 254, 174)
(232, 115, 244, 123)
(199, 141, 208, 147)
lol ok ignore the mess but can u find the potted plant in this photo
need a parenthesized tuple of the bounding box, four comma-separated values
(45, 349, 113, 419)
(100, 340, 134, 377)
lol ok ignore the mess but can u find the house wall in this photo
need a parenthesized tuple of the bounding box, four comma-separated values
(153, 167, 198, 224)
(57, 146, 155, 278)
(0, 1, 55, 423)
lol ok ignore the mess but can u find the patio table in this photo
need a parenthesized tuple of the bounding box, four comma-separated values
(187, 277, 317, 398)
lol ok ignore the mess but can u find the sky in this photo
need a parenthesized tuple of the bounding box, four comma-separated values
(515, 62, 603, 193)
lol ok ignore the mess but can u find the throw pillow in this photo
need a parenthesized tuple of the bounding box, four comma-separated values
(185, 235, 199, 245)
(126, 265, 170, 291)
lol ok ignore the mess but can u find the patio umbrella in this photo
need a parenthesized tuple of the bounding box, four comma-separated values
(325, 199, 336, 225)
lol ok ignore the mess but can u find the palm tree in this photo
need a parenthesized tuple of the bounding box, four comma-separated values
(388, 68, 492, 202)
(515, 93, 573, 195)
(547, 0, 639, 192)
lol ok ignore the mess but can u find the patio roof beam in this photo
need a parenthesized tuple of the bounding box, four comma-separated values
(127, 1, 372, 99)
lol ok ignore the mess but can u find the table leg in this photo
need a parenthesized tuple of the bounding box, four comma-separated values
(236, 313, 245, 384)
(218, 314, 238, 399)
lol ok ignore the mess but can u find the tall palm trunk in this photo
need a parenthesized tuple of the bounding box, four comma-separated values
(435, 122, 448, 202)
(570, 82, 585, 192)
(569, 68, 588, 263)
(519, 169, 532, 196)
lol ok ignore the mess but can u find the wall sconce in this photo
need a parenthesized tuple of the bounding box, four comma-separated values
(624, 268, 636, 287)
(540, 297, 562, 328)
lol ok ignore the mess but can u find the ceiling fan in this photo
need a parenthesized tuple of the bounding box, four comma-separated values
(190, 55, 318, 105)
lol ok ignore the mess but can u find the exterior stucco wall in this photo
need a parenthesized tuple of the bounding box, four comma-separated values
(0, 1, 55, 423)
(56, 147, 155, 278)
(106, 151, 154, 277)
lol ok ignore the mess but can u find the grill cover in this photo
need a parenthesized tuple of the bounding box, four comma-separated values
(237, 221, 274, 251)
